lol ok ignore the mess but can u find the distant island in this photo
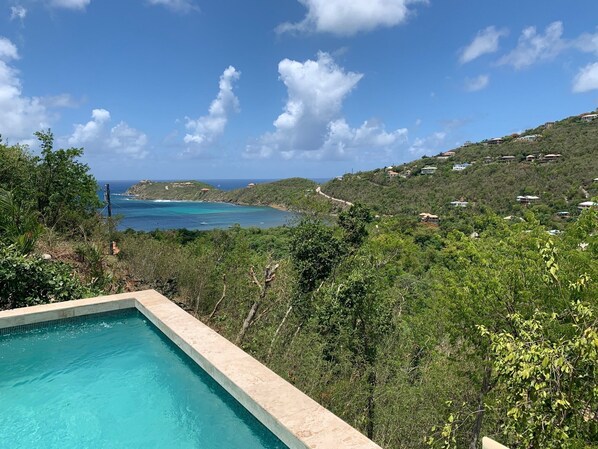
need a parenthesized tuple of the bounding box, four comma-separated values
(126, 178, 338, 214)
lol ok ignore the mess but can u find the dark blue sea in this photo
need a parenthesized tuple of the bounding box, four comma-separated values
(98, 179, 327, 232)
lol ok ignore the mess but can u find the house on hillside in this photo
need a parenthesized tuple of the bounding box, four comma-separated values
(387, 170, 399, 178)
(421, 166, 438, 175)
(462, 141, 473, 147)
(517, 134, 541, 142)
(201, 188, 210, 192)
(557, 211, 570, 218)
(526, 154, 536, 162)
(578, 201, 597, 210)
(450, 200, 468, 207)
(581, 114, 598, 122)
(452, 163, 471, 171)
(517, 195, 540, 205)
(483, 156, 493, 164)
(419, 213, 439, 224)
(247, 183, 256, 188)
(544, 121, 555, 129)
(487, 137, 504, 145)
(541, 153, 561, 163)
(436, 151, 455, 161)
(499, 155, 516, 163)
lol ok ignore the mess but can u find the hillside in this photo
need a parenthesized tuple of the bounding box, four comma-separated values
(127, 112, 598, 224)
(321, 112, 598, 222)
(126, 180, 215, 200)
(127, 178, 336, 213)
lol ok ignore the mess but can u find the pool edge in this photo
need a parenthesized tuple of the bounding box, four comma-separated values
(0, 290, 382, 449)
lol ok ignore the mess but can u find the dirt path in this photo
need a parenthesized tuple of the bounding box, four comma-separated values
(316, 186, 353, 207)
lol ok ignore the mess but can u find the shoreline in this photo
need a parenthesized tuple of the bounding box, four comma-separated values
(126, 194, 293, 213)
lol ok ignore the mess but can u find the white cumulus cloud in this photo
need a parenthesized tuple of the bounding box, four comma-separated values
(147, 0, 198, 13)
(572, 62, 598, 93)
(68, 109, 148, 159)
(464, 74, 490, 92)
(408, 131, 446, 156)
(182, 66, 240, 156)
(69, 108, 111, 145)
(10, 5, 27, 21)
(0, 37, 49, 142)
(277, 0, 426, 36)
(498, 21, 565, 69)
(459, 26, 508, 64)
(0, 37, 19, 60)
(245, 52, 407, 161)
(573, 28, 598, 56)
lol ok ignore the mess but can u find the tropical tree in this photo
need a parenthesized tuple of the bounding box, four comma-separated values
(34, 130, 100, 231)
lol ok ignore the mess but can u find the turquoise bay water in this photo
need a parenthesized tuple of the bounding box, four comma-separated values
(0, 311, 288, 449)
(99, 180, 304, 231)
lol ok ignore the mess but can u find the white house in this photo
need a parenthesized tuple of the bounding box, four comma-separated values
(517, 195, 540, 204)
(452, 163, 471, 171)
(542, 153, 562, 162)
(578, 201, 597, 210)
(421, 166, 438, 175)
(450, 201, 468, 207)
(517, 134, 541, 142)
(581, 114, 598, 122)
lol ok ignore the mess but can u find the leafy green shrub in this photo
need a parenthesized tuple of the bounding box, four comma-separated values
(0, 244, 92, 310)
(0, 188, 42, 254)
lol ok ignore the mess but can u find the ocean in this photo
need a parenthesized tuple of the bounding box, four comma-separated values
(98, 179, 326, 232)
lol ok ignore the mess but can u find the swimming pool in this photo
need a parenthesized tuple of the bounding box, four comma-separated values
(0, 291, 382, 449)
(0, 309, 286, 449)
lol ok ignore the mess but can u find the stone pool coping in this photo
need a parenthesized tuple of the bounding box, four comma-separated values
(0, 290, 382, 449)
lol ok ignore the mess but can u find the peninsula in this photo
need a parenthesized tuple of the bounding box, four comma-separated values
(126, 178, 337, 214)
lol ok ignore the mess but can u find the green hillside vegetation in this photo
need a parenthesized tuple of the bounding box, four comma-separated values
(1, 120, 597, 449)
(321, 113, 598, 225)
(126, 179, 214, 200)
(127, 177, 336, 213)
(118, 208, 598, 449)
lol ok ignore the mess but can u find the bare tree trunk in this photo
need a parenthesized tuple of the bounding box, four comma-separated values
(194, 291, 201, 315)
(268, 304, 293, 359)
(236, 301, 259, 344)
(208, 274, 227, 320)
(285, 324, 302, 355)
(366, 369, 377, 440)
(470, 362, 492, 449)
(235, 264, 279, 346)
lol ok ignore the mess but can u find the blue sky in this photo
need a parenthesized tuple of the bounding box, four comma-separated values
(1, 0, 598, 180)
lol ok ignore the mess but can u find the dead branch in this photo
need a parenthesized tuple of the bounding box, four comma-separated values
(208, 274, 227, 320)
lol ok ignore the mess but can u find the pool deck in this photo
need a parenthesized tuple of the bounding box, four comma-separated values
(0, 290, 382, 449)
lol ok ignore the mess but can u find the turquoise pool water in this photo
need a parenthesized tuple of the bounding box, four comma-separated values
(0, 310, 288, 449)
